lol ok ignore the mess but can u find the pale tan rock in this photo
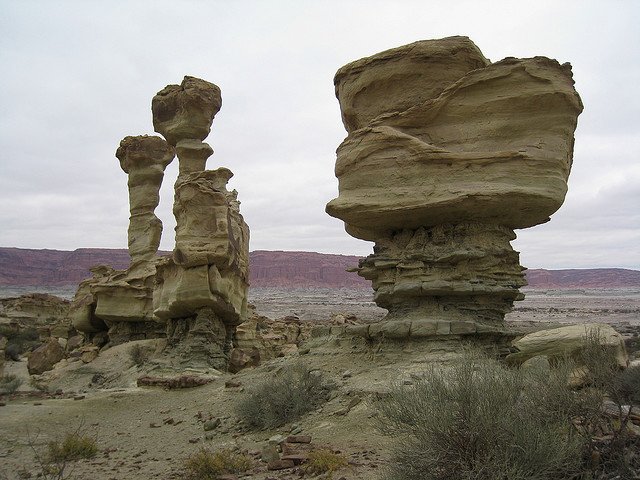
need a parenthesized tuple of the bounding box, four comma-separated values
(71, 77, 249, 371)
(507, 324, 628, 367)
(153, 259, 247, 325)
(334, 36, 489, 133)
(69, 267, 109, 333)
(116, 135, 175, 263)
(173, 168, 249, 270)
(27, 338, 65, 375)
(175, 139, 213, 177)
(152, 76, 222, 146)
(234, 312, 310, 364)
(326, 37, 582, 329)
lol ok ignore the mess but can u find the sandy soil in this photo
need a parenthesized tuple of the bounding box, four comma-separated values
(1, 288, 639, 480)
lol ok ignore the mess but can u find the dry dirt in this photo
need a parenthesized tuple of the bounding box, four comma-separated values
(1, 288, 639, 480)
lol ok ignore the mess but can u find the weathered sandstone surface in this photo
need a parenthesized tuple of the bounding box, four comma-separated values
(63, 76, 249, 370)
(327, 36, 583, 334)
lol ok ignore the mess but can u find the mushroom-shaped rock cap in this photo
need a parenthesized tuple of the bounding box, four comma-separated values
(152, 76, 222, 146)
(116, 135, 175, 174)
(334, 36, 490, 132)
(327, 40, 583, 241)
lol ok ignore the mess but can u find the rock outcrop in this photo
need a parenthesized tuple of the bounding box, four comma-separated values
(507, 324, 629, 368)
(68, 76, 249, 370)
(326, 36, 583, 336)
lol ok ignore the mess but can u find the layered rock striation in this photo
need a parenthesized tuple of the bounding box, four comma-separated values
(70, 76, 249, 370)
(326, 36, 583, 337)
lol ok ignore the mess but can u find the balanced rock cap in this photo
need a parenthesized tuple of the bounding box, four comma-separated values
(152, 76, 222, 146)
(116, 135, 175, 174)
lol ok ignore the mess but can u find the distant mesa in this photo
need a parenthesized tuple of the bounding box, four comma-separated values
(0, 247, 638, 290)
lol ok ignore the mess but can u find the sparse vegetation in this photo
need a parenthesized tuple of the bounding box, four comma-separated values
(128, 343, 148, 367)
(46, 432, 98, 463)
(0, 374, 22, 394)
(1, 326, 41, 359)
(578, 327, 640, 478)
(0, 375, 22, 395)
(27, 425, 98, 480)
(183, 448, 252, 480)
(303, 449, 348, 478)
(376, 350, 591, 480)
(376, 338, 640, 480)
(235, 362, 332, 429)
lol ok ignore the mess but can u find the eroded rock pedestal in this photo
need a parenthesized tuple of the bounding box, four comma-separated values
(152, 76, 249, 369)
(326, 36, 583, 338)
(70, 77, 249, 370)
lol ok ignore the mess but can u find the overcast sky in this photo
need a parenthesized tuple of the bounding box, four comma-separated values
(0, 0, 638, 270)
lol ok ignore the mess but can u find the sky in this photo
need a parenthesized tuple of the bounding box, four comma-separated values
(0, 0, 638, 270)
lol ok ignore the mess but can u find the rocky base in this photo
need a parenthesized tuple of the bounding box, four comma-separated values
(165, 308, 234, 371)
(357, 223, 527, 327)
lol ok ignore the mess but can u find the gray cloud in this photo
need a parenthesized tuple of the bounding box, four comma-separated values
(0, 0, 638, 269)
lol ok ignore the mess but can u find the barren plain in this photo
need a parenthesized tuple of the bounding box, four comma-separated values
(1, 286, 639, 479)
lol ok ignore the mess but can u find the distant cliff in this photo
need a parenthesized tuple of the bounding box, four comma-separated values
(0, 247, 638, 289)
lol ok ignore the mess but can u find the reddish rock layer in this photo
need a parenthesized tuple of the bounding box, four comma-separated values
(0, 247, 638, 289)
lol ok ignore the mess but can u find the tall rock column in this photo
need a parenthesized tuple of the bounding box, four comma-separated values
(70, 136, 175, 341)
(151, 76, 249, 370)
(326, 37, 583, 339)
(116, 135, 175, 266)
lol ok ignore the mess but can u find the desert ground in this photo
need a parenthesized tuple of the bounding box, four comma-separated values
(1, 287, 639, 479)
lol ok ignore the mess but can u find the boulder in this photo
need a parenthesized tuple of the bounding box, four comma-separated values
(27, 338, 65, 375)
(507, 324, 628, 367)
(152, 76, 222, 146)
(228, 347, 260, 374)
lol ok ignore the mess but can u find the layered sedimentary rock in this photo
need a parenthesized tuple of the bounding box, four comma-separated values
(116, 135, 175, 263)
(151, 77, 249, 326)
(326, 36, 583, 336)
(73, 136, 175, 338)
(70, 76, 249, 369)
(151, 76, 249, 369)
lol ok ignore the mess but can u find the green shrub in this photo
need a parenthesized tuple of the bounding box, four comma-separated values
(235, 363, 332, 429)
(579, 328, 640, 477)
(0, 374, 22, 394)
(1, 326, 41, 358)
(128, 344, 148, 367)
(303, 449, 348, 478)
(26, 426, 98, 480)
(183, 448, 252, 480)
(375, 351, 587, 480)
(47, 432, 98, 463)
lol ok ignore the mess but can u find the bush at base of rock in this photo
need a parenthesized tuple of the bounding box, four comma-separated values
(235, 363, 332, 429)
(0, 374, 22, 394)
(182, 448, 252, 480)
(375, 346, 640, 480)
(303, 449, 348, 477)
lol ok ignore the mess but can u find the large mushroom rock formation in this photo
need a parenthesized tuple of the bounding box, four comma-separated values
(152, 77, 250, 370)
(326, 37, 583, 338)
